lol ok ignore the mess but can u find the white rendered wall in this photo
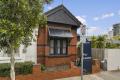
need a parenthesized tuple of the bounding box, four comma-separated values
(105, 49, 120, 71)
(0, 28, 38, 64)
(24, 28, 38, 64)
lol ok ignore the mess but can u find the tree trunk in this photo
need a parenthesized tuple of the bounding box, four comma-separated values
(10, 49, 15, 80)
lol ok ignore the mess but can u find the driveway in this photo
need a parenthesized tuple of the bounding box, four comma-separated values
(55, 71, 120, 80)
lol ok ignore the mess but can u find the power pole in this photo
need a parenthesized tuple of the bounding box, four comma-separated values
(81, 41, 84, 80)
(80, 25, 86, 80)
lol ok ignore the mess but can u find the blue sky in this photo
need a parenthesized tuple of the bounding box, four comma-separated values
(44, 0, 120, 36)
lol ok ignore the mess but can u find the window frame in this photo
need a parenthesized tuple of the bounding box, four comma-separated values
(49, 38, 68, 55)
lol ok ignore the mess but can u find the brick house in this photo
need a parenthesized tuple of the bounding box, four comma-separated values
(37, 5, 82, 70)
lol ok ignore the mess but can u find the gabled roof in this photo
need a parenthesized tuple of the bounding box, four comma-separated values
(45, 5, 82, 27)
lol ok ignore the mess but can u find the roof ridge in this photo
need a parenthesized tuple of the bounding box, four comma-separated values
(45, 5, 82, 27)
(45, 4, 64, 15)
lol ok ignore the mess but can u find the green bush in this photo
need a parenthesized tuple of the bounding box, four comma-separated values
(40, 64, 46, 71)
(0, 63, 10, 77)
(0, 61, 33, 77)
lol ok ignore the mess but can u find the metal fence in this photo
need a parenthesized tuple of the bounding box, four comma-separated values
(92, 48, 104, 61)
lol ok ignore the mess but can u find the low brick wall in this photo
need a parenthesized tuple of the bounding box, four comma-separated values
(0, 63, 81, 80)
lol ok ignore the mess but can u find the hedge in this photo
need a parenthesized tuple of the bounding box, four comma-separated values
(0, 61, 33, 77)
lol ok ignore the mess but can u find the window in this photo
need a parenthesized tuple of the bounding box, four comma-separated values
(50, 40, 54, 54)
(57, 40, 60, 54)
(63, 40, 67, 54)
(23, 46, 27, 53)
(49, 38, 68, 55)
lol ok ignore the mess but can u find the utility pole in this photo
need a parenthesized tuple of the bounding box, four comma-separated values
(81, 41, 84, 80)
(80, 25, 86, 80)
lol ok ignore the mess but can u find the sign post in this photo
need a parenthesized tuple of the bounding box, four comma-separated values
(80, 25, 86, 80)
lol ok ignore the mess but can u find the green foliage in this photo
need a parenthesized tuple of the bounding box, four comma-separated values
(106, 42, 120, 48)
(15, 61, 33, 75)
(0, 63, 10, 76)
(91, 36, 97, 48)
(96, 36, 105, 48)
(0, 0, 52, 52)
(91, 36, 105, 48)
(91, 35, 120, 48)
(91, 35, 105, 48)
(0, 0, 52, 79)
(40, 64, 46, 71)
(0, 61, 33, 77)
(113, 36, 120, 40)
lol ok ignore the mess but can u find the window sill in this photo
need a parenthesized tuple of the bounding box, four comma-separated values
(47, 55, 68, 58)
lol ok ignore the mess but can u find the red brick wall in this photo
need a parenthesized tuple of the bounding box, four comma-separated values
(37, 23, 78, 67)
(37, 26, 49, 64)
(45, 56, 71, 67)
(69, 28, 77, 61)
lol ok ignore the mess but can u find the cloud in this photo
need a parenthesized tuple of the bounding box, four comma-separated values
(87, 26, 107, 36)
(87, 27, 98, 33)
(93, 13, 115, 21)
(81, 15, 87, 18)
(77, 26, 107, 36)
(76, 16, 86, 24)
(101, 13, 114, 19)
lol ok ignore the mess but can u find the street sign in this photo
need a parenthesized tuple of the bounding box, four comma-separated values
(81, 25, 86, 36)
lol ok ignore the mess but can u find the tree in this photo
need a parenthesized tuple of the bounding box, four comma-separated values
(0, 0, 52, 80)
(91, 36, 97, 48)
(91, 35, 106, 48)
(113, 36, 120, 40)
(96, 36, 105, 48)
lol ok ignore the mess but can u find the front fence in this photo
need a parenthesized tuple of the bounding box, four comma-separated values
(92, 48, 104, 61)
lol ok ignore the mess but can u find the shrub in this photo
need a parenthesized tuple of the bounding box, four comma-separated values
(40, 64, 46, 71)
(0, 63, 10, 77)
(0, 61, 33, 77)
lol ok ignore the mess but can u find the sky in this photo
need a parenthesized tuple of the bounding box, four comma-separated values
(44, 0, 120, 36)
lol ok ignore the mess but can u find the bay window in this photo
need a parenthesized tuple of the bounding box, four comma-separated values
(49, 38, 68, 55)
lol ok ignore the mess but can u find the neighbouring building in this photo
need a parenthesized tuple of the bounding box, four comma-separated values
(0, 5, 82, 71)
(113, 23, 120, 36)
(108, 30, 113, 38)
(0, 29, 38, 64)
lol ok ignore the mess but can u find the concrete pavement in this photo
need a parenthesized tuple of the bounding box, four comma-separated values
(96, 71, 120, 80)
(55, 75, 103, 80)
(55, 71, 120, 80)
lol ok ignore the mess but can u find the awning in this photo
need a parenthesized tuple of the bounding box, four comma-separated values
(48, 28, 73, 38)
